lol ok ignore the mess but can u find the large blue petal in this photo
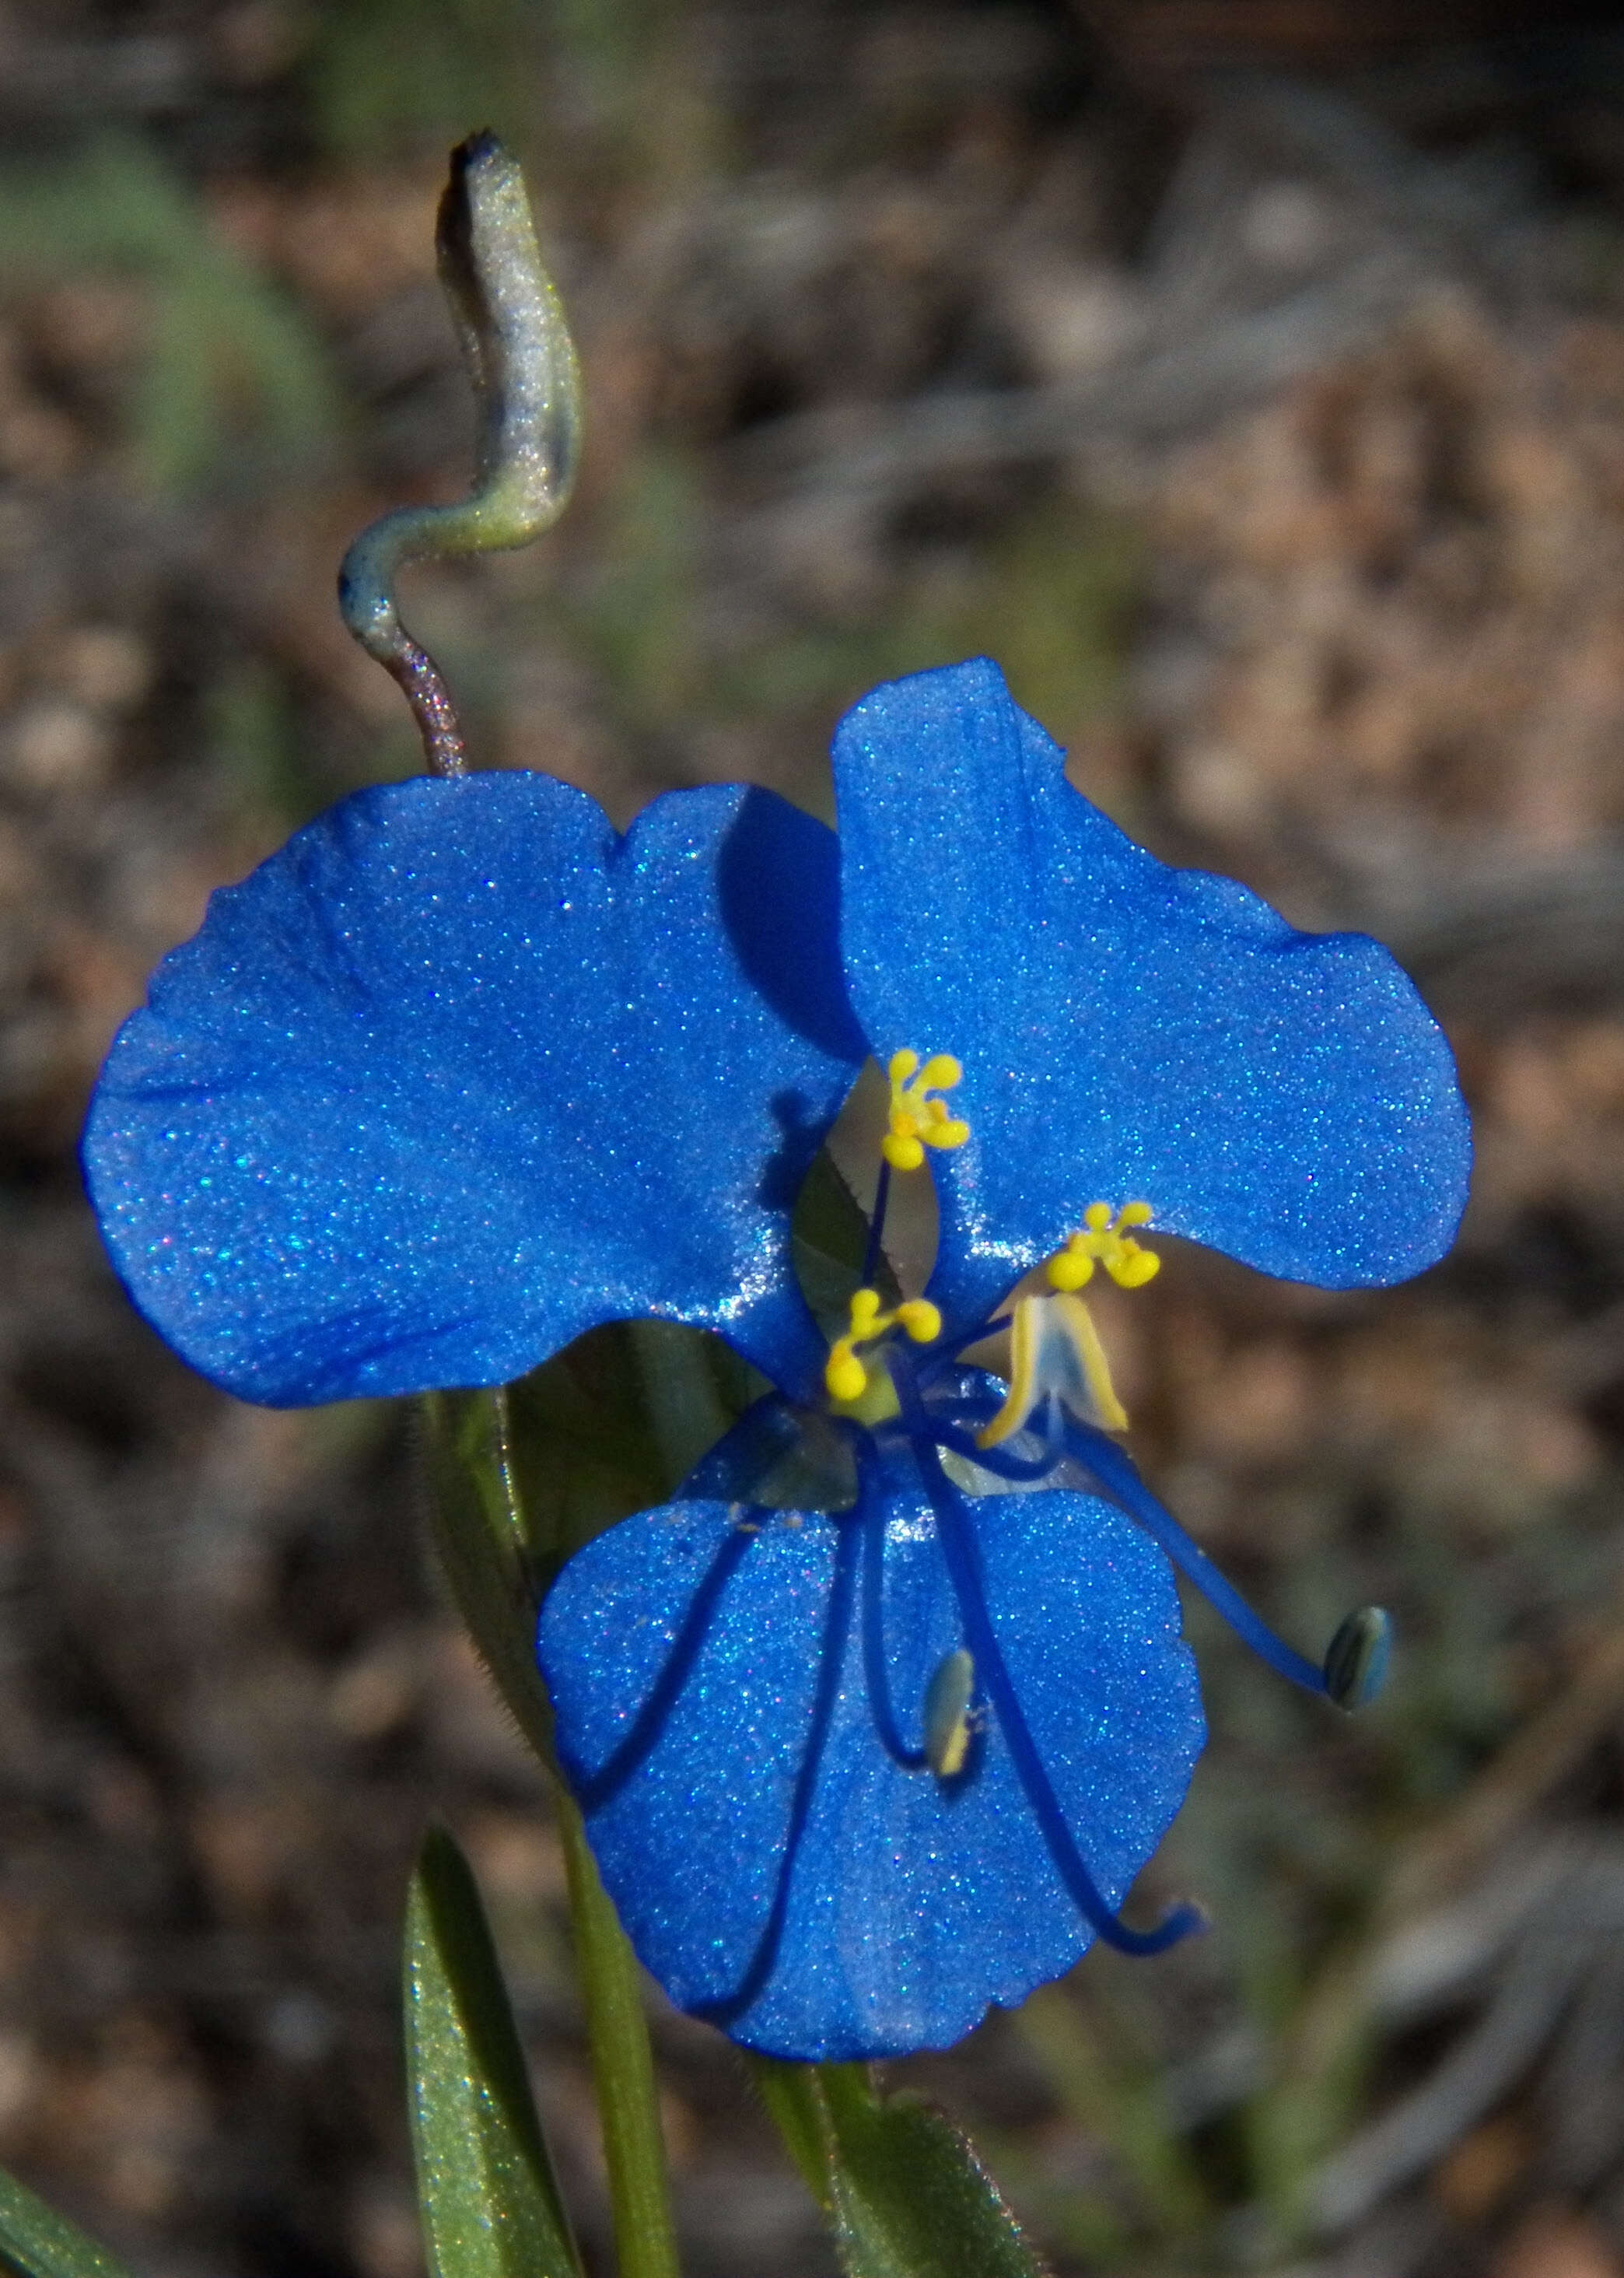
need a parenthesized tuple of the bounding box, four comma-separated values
(832, 660, 1471, 1329)
(83, 773, 862, 1404)
(538, 1479, 1202, 2059)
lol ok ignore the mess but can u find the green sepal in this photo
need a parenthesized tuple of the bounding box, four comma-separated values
(0, 2161, 136, 2278)
(404, 1825, 583, 2278)
(420, 1319, 761, 1651)
(751, 2059, 1049, 2278)
(418, 1326, 763, 1749)
(499, 1321, 761, 1583)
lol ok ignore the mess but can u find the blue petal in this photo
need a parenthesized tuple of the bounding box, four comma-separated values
(83, 773, 862, 1404)
(832, 660, 1472, 1328)
(537, 1481, 1203, 2059)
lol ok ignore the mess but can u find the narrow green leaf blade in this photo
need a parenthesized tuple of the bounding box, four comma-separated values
(0, 2163, 135, 2278)
(405, 1825, 582, 2278)
(754, 2060, 1048, 2278)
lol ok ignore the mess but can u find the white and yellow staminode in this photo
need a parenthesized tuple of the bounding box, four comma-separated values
(825, 1286, 942, 1413)
(978, 1203, 1160, 1448)
(882, 1050, 970, 1172)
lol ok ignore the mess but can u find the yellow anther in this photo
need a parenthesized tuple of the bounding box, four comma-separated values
(924, 1648, 975, 1779)
(1044, 1200, 1161, 1293)
(1047, 1242, 1094, 1291)
(883, 1046, 971, 1171)
(824, 1344, 868, 1404)
(824, 1286, 940, 1407)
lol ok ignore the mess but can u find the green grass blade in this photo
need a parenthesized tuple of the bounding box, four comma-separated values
(404, 1825, 583, 2278)
(0, 2163, 135, 2278)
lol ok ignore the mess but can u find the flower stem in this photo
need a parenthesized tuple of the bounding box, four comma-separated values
(554, 1785, 681, 2278)
(338, 132, 582, 773)
(418, 1390, 679, 2275)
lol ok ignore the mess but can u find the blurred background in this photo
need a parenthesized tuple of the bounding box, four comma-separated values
(2, 1, 1624, 2273)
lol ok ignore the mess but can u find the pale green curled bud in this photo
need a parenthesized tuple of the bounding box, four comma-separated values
(338, 130, 583, 776)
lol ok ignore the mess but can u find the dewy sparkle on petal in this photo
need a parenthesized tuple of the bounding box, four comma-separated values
(81, 657, 1472, 2062)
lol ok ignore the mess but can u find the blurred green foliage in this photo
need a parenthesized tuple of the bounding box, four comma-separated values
(306, 0, 538, 159)
(569, 440, 1143, 759)
(303, 0, 696, 181)
(0, 138, 339, 493)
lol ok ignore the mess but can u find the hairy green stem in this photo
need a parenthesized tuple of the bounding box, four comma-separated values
(555, 1787, 681, 2278)
(418, 1390, 678, 2276)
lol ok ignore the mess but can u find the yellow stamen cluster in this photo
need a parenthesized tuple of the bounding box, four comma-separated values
(1046, 1200, 1160, 1291)
(825, 1285, 941, 1404)
(883, 1050, 970, 1172)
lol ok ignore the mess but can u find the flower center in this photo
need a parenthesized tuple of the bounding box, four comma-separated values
(825, 1285, 942, 1418)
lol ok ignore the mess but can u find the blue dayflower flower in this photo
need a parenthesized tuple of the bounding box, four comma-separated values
(82, 658, 1471, 2061)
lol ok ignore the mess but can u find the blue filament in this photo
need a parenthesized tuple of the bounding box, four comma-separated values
(694, 1512, 862, 2026)
(891, 1365, 1202, 1957)
(569, 1519, 757, 1812)
(931, 1402, 1066, 1482)
(1061, 1418, 1328, 1698)
(856, 1446, 929, 1771)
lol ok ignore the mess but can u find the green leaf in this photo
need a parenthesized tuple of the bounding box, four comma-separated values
(0, 2161, 135, 2278)
(752, 2060, 1048, 2278)
(404, 1826, 583, 2278)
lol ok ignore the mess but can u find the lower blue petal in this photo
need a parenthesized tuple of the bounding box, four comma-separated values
(537, 1479, 1204, 2059)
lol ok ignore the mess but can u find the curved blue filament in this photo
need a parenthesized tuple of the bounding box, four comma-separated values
(694, 1511, 862, 2027)
(855, 1443, 929, 1771)
(1061, 1418, 1328, 1698)
(568, 1519, 757, 1812)
(891, 1366, 1203, 1957)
